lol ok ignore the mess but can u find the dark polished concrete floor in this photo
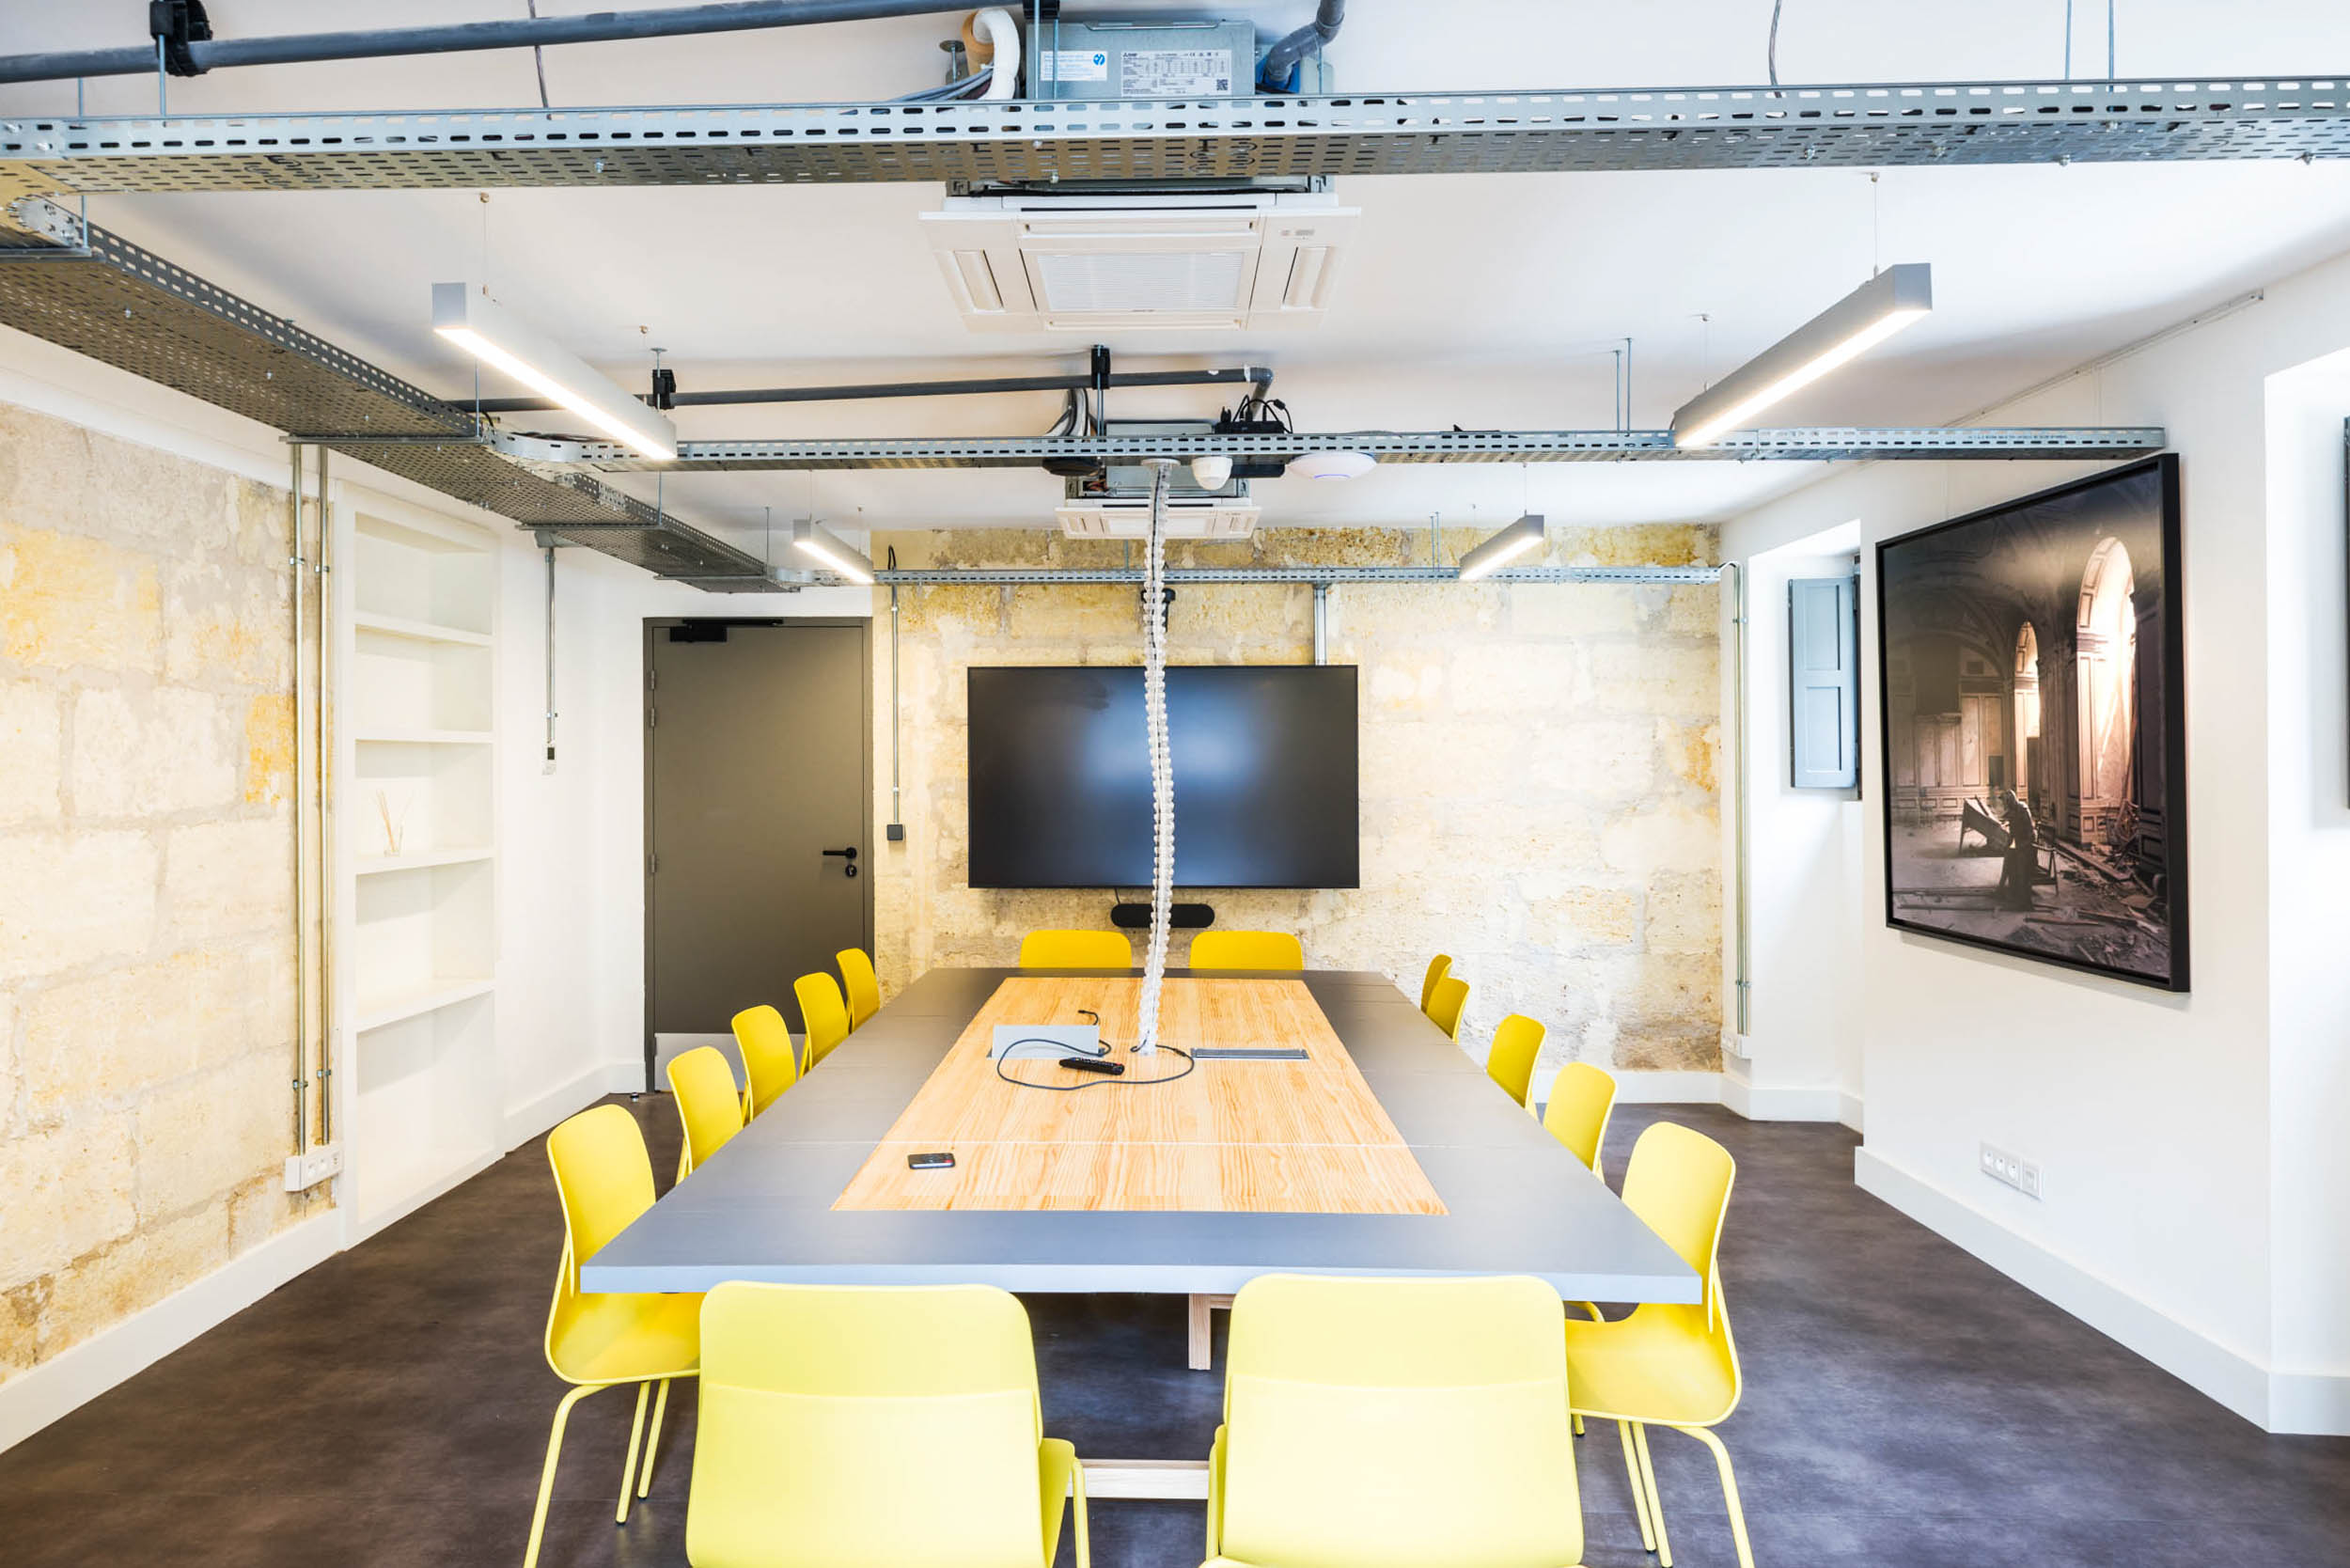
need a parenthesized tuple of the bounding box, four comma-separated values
(4, 1100, 2345, 1567)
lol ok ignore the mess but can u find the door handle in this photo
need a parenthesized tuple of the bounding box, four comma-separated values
(823, 846, 859, 879)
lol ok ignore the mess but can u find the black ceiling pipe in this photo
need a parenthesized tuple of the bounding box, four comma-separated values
(0, 1, 966, 86)
(460, 365, 1277, 415)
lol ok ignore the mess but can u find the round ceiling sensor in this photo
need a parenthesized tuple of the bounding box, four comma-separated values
(1289, 449, 1376, 481)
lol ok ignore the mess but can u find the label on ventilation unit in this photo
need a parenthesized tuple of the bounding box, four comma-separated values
(1121, 48, 1235, 97)
(1044, 50, 1111, 83)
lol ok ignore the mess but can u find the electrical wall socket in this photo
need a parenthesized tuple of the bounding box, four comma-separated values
(283, 1142, 343, 1194)
(1980, 1142, 2042, 1200)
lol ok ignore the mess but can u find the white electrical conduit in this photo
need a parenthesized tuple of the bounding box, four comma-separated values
(967, 8, 1019, 100)
(1135, 458, 1177, 1056)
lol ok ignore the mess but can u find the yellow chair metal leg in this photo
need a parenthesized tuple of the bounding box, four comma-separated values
(524, 1385, 598, 1568)
(1633, 1419, 1673, 1567)
(1617, 1419, 1657, 1554)
(1574, 1412, 1585, 1436)
(635, 1378, 670, 1499)
(1679, 1425, 1756, 1568)
(615, 1382, 650, 1525)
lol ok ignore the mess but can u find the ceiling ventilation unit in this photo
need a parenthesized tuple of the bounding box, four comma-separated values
(1056, 488, 1261, 540)
(924, 192, 1356, 332)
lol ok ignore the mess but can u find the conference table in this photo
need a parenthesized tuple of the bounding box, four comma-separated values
(584, 965, 1700, 1498)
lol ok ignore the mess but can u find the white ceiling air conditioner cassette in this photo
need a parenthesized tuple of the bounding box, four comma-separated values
(923, 191, 1357, 332)
(1057, 491, 1261, 541)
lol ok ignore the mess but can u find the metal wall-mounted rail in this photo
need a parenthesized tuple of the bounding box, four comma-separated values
(1, 76, 2344, 209)
(871, 564, 1726, 586)
(485, 425, 2169, 471)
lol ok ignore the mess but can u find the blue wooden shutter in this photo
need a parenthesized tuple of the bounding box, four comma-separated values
(1789, 575, 1859, 790)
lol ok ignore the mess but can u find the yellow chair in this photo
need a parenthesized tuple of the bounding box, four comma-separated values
(1418, 953, 1452, 1015)
(1543, 1061, 1620, 1180)
(794, 972, 853, 1070)
(686, 1282, 1089, 1568)
(1189, 930, 1305, 970)
(728, 1004, 798, 1120)
(1018, 929, 1134, 969)
(837, 947, 882, 1031)
(1483, 1012, 1544, 1108)
(668, 1045, 745, 1182)
(1425, 975, 1469, 1042)
(1560, 1121, 1748, 1568)
(525, 1105, 702, 1568)
(1203, 1274, 1583, 1568)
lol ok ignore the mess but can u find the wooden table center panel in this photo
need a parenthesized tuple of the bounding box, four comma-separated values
(834, 977, 1447, 1215)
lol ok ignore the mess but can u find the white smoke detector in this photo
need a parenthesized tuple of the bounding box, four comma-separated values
(1288, 449, 1376, 480)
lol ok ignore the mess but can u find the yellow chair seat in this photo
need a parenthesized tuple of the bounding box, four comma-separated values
(1039, 1436, 1078, 1563)
(549, 1290, 703, 1388)
(1560, 1305, 1736, 1428)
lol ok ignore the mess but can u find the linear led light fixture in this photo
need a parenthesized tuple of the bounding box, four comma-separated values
(431, 282, 677, 461)
(792, 518, 875, 585)
(1671, 263, 1933, 449)
(1457, 514, 1546, 581)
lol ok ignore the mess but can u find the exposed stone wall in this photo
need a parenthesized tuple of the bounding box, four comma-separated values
(869, 525, 1724, 1081)
(0, 403, 319, 1383)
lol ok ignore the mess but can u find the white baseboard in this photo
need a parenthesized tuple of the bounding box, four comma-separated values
(1719, 1075, 1844, 1121)
(1855, 1146, 2350, 1434)
(503, 1059, 651, 1150)
(0, 1213, 341, 1455)
(1839, 1090, 1865, 1134)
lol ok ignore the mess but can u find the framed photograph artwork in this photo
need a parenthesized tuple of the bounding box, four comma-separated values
(1875, 455, 2187, 991)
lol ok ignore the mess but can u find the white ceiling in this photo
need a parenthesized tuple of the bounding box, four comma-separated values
(5, 2, 2350, 550)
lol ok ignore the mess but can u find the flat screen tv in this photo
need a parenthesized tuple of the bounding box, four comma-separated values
(967, 665, 1359, 889)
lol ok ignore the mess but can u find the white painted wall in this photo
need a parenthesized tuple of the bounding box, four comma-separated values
(1724, 528, 1867, 1126)
(1718, 249, 2350, 1431)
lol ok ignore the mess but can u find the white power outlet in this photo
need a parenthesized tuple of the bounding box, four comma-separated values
(1979, 1141, 2042, 1200)
(283, 1142, 343, 1194)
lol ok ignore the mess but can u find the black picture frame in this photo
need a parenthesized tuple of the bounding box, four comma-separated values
(1874, 454, 2188, 992)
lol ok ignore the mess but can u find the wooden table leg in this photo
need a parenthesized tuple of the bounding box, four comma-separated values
(1188, 1293, 1214, 1371)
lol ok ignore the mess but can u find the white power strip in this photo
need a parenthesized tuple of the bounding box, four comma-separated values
(283, 1142, 343, 1193)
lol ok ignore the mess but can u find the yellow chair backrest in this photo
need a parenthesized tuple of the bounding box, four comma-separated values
(667, 1046, 744, 1177)
(1017, 929, 1133, 969)
(1425, 975, 1469, 1041)
(1215, 1274, 1581, 1568)
(1622, 1121, 1737, 1326)
(1189, 930, 1305, 970)
(542, 1105, 659, 1376)
(1418, 953, 1452, 1014)
(729, 1004, 799, 1118)
(1482, 1013, 1544, 1108)
(794, 972, 853, 1069)
(687, 1282, 1055, 1568)
(1542, 1061, 1618, 1175)
(837, 947, 882, 1031)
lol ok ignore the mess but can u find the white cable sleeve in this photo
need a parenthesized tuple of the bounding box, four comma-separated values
(972, 8, 1019, 100)
(1135, 460, 1175, 1055)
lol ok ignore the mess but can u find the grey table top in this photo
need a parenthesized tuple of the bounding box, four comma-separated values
(582, 967, 1700, 1304)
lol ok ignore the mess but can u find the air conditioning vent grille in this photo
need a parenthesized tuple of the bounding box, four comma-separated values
(1032, 249, 1250, 315)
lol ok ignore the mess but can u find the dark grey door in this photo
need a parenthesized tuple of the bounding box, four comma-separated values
(647, 620, 870, 1053)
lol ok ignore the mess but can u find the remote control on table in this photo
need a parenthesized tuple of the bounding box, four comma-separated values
(1060, 1056, 1125, 1076)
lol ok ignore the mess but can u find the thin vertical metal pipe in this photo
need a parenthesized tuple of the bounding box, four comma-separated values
(1311, 582, 1328, 665)
(314, 447, 334, 1148)
(288, 443, 310, 1156)
(888, 581, 902, 831)
(1725, 560, 1751, 1037)
(543, 544, 558, 773)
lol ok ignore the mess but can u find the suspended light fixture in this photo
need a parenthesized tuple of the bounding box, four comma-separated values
(1456, 513, 1546, 582)
(1288, 449, 1376, 480)
(1670, 262, 1933, 449)
(791, 518, 876, 585)
(431, 283, 678, 461)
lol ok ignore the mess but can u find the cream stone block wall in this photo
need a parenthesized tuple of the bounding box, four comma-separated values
(0, 403, 321, 1384)
(869, 525, 1724, 1080)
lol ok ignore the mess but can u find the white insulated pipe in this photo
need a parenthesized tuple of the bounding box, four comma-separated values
(967, 9, 1019, 100)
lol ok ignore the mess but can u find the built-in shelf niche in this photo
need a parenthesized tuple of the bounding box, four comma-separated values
(341, 505, 499, 1240)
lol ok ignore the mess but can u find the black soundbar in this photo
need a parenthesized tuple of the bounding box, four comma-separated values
(1111, 902, 1214, 930)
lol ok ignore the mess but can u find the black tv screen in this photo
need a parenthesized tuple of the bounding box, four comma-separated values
(967, 665, 1359, 889)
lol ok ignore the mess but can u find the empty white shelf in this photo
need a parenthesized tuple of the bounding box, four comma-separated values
(352, 976, 496, 1033)
(352, 610, 493, 648)
(353, 846, 495, 876)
